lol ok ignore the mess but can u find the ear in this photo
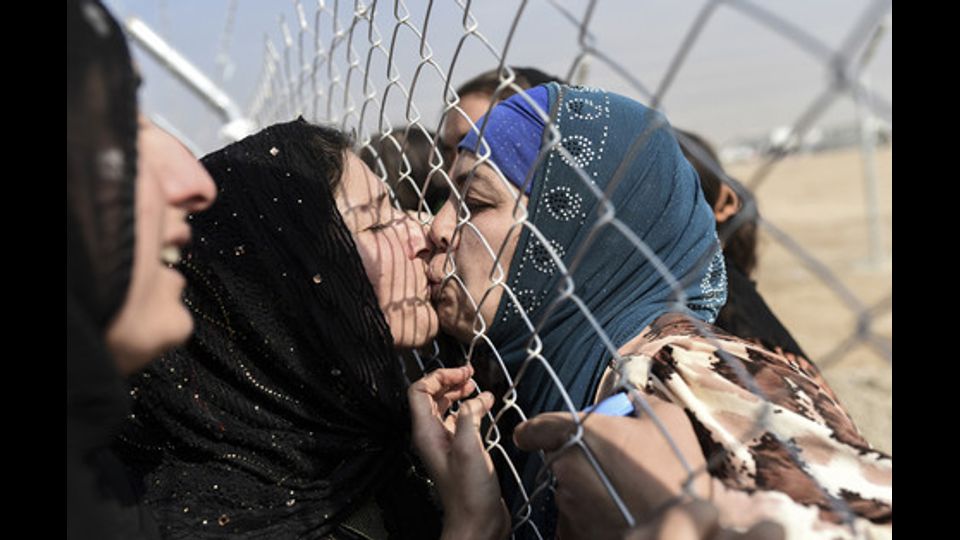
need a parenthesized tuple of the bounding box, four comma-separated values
(713, 183, 740, 224)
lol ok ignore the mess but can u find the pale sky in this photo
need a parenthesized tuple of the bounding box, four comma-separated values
(105, 0, 892, 156)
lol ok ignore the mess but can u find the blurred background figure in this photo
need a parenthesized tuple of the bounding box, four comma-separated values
(360, 126, 448, 213)
(68, 1, 216, 537)
(676, 129, 808, 361)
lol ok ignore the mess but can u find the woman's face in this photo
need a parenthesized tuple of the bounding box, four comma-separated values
(105, 117, 217, 374)
(428, 152, 528, 343)
(335, 152, 439, 349)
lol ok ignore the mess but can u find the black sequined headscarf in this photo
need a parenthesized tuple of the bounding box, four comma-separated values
(67, 0, 146, 537)
(67, 0, 138, 480)
(117, 119, 440, 538)
(67, 0, 138, 333)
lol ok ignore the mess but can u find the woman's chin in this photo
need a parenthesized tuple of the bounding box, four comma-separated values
(107, 306, 193, 374)
(149, 307, 195, 356)
(436, 311, 476, 344)
(390, 304, 441, 349)
(431, 288, 474, 343)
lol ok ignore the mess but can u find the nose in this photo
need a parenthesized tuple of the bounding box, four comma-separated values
(428, 198, 458, 253)
(164, 137, 217, 213)
(144, 119, 217, 213)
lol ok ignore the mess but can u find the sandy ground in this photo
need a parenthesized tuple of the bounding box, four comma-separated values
(725, 146, 892, 454)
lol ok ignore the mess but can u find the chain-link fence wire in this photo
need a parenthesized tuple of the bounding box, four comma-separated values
(131, 0, 892, 536)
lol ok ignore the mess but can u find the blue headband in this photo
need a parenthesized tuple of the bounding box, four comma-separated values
(458, 85, 550, 194)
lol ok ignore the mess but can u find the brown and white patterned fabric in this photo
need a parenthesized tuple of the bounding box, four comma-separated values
(597, 314, 891, 539)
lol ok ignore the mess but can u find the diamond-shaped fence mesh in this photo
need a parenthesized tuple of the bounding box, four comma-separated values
(117, 0, 891, 537)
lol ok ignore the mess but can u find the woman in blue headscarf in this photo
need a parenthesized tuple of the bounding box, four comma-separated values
(428, 83, 891, 539)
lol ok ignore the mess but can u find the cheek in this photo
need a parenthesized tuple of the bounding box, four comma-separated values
(497, 224, 521, 273)
(463, 218, 517, 280)
(355, 236, 386, 294)
(355, 233, 414, 302)
(483, 219, 523, 314)
(132, 171, 165, 283)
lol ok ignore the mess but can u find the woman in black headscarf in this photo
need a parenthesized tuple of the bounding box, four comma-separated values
(115, 118, 509, 539)
(67, 1, 216, 537)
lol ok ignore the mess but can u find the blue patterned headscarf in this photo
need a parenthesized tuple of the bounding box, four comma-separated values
(463, 83, 726, 417)
(459, 82, 727, 536)
(458, 84, 727, 536)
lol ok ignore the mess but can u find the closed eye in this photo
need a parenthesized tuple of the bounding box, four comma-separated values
(466, 199, 493, 213)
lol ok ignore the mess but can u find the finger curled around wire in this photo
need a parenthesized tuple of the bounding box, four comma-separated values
(409, 365, 478, 473)
(408, 364, 477, 415)
(453, 391, 494, 446)
(410, 364, 475, 396)
(513, 411, 580, 453)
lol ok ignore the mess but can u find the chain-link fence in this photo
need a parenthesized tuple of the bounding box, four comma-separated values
(119, 0, 892, 537)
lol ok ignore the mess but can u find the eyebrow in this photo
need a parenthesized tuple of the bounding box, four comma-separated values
(360, 190, 390, 215)
(453, 168, 492, 190)
(455, 165, 507, 200)
(374, 190, 390, 207)
(342, 188, 389, 222)
(358, 161, 391, 205)
(373, 189, 390, 204)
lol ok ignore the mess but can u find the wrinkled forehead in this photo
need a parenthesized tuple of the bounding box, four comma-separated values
(450, 151, 522, 201)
